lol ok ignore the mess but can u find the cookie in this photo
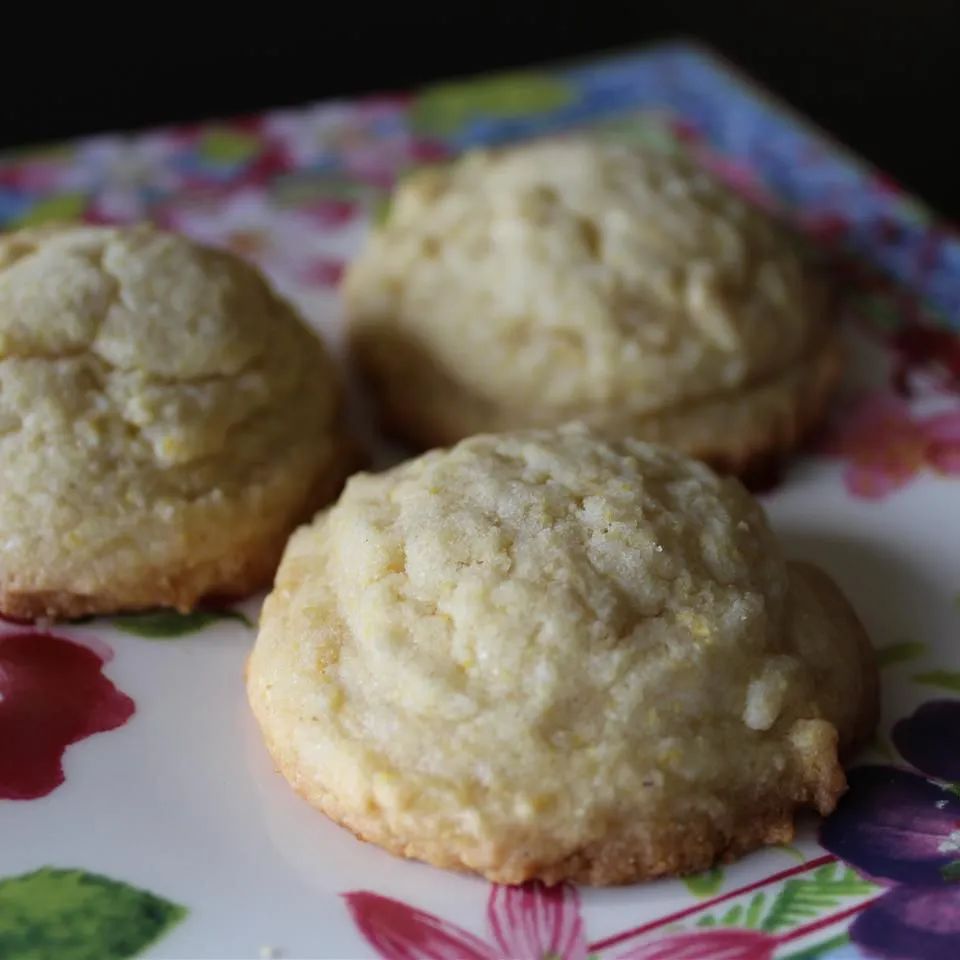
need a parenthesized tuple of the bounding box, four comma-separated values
(344, 136, 840, 474)
(0, 224, 351, 620)
(247, 426, 878, 885)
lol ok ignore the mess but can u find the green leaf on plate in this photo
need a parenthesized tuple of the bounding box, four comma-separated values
(875, 640, 926, 668)
(199, 128, 260, 164)
(272, 173, 378, 208)
(942, 860, 960, 882)
(719, 903, 743, 926)
(410, 73, 574, 137)
(0, 867, 186, 960)
(744, 892, 766, 928)
(696, 892, 768, 929)
(372, 193, 394, 226)
(13, 193, 87, 227)
(913, 670, 960, 693)
(759, 863, 877, 933)
(774, 844, 807, 863)
(778, 933, 852, 960)
(109, 608, 252, 638)
(682, 866, 725, 898)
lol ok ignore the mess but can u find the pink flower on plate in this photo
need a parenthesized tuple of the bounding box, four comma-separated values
(263, 99, 449, 190)
(162, 188, 357, 293)
(299, 256, 346, 289)
(56, 132, 195, 222)
(612, 929, 774, 960)
(264, 102, 373, 167)
(340, 135, 450, 190)
(344, 882, 787, 960)
(296, 198, 358, 229)
(0, 150, 75, 193)
(824, 392, 960, 499)
(344, 881, 588, 960)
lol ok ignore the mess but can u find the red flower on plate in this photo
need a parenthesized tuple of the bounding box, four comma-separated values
(297, 198, 358, 229)
(346, 883, 785, 960)
(300, 256, 346, 289)
(345, 881, 588, 960)
(613, 929, 774, 960)
(823, 392, 960, 499)
(345, 852, 886, 959)
(891, 322, 960, 397)
(0, 631, 135, 800)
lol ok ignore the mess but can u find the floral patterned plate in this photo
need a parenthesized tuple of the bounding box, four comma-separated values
(1, 41, 959, 960)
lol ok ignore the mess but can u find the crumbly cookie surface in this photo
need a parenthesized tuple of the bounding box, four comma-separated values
(344, 136, 837, 461)
(247, 427, 877, 884)
(0, 224, 347, 617)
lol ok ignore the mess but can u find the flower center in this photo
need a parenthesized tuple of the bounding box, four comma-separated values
(938, 828, 960, 855)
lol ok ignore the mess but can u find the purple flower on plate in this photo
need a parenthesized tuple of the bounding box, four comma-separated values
(820, 700, 960, 959)
(890, 700, 960, 783)
(850, 887, 960, 960)
(820, 764, 960, 887)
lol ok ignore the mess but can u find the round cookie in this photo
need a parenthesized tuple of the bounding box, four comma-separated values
(0, 224, 351, 620)
(344, 136, 840, 474)
(247, 426, 878, 886)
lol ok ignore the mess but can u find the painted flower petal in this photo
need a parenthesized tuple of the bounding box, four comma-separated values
(488, 882, 587, 960)
(843, 462, 917, 500)
(298, 198, 357, 228)
(613, 929, 774, 960)
(820, 766, 960, 886)
(824, 393, 930, 498)
(922, 411, 960, 443)
(922, 412, 960, 475)
(800, 211, 850, 246)
(343, 892, 497, 960)
(411, 139, 452, 164)
(0, 867, 186, 960)
(850, 886, 960, 960)
(807, 941, 876, 959)
(824, 393, 915, 457)
(300, 257, 345, 288)
(697, 154, 778, 211)
(928, 444, 960, 476)
(0, 632, 135, 800)
(891, 700, 960, 781)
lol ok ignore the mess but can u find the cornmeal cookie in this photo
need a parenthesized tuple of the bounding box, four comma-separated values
(0, 224, 351, 620)
(247, 426, 878, 886)
(344, 136, 840, 474)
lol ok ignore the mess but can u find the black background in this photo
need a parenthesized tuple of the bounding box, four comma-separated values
(2, 3, 959, 216)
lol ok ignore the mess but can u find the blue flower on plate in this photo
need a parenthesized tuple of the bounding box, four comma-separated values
(820, 700, 960, 959)
(0, 186, 34, 227)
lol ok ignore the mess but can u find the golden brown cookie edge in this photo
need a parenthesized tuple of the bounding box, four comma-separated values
(351, 328, 843, 479)
(0, 432, 362, 622)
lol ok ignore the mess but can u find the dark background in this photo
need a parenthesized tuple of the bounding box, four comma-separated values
(2, 3, 959, 216)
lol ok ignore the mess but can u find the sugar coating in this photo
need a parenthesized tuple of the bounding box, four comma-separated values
(0, 224, 344, 614)
(248, 427, 877, 884)
(344, 137, 832, 429)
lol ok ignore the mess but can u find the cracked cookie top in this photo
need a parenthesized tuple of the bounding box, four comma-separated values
(0, 224, 342, 602)
(248, 426, 877, 883)
(344, 136, 832, 418)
